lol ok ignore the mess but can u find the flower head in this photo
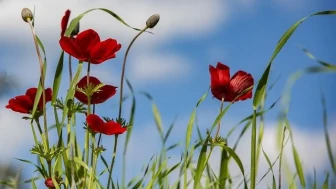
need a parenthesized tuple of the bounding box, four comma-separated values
(59, 29, 121, 64)
(6, 88, 52, 114)
(86, 114, 127, 135)
(75, 76, 117, 105)
(209, 62, 254, 102)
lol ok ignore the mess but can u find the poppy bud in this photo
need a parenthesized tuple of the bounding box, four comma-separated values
(21, 8, 33, 23)
(146, 14, 160, 29)
(44, 178, 55, 188)
(71, 22, 80, 37)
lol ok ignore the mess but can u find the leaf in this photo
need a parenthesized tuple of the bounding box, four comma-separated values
(253, 10, 336, 108)
(65, 8, 151, 37)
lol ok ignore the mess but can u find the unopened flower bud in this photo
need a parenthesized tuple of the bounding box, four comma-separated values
(21, 8, 33, 23)
(71, 22, 80, 36)
(146, 14, 160, 29)
(44, 178, 55, 188)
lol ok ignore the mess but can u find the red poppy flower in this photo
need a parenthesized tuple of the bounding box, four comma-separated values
(75, 76, 117, 105)
(86, 114, 127, 135)
(209, 62, 254, 102)
(59, 29, 121, 64)
(6, 88, 52, 114)
(61, 9, 71, 36)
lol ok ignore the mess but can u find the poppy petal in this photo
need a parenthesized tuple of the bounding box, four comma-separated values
(25, 88, 37, 100)
(6, 95, 33, 113)
(74, 90, 88, 104)
(103, 121, 127, 135)
(37, 88, 53, 108)
(229, 71, 254, 101)
(91, 85, 117, 104)
(75, 29, 100, 58)
(60, 37, 85, 60)
(209, 62, 230, 88)
(89, 39, 121, 64)
(61, 10, 71, 36)
(77, 76, 101, 88)
(75, 76, 102, 104)
(86, 114, 104, 133)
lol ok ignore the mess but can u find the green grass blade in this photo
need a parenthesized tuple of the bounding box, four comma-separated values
(122, 79, 137, 189)
(253, 10, 336, 108)
(60, 61, 83, 125)
(261, 147, 276, 189)
(193, 135, 210, 189)
(65, 8, 150, 37)
(52, 51, 64, 104)
(31, 59, 47, 117)
(219, 149, 229, 188)
(250, 109, 257, 189)
(320, 91, 336, 175)
(322, 172, 329, 189)
(300, 47, 336, 70)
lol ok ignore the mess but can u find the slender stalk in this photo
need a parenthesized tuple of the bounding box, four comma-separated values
(250, 109, 257, 189)
(278, 127, 286, 189)
(84, 62, 92, 186)
(27, 18, 49, 149)
(68, 53, 73, 84)
(34, 118, 43, 135)
(107, 135, 119, 189)
(118, 26, 148, 119)
(214, 97, 225, 141)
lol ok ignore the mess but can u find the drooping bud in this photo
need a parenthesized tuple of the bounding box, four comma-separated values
(146, 14, 160, 29)
(71, 22, 80, 37)
(21, 8, 33, 23)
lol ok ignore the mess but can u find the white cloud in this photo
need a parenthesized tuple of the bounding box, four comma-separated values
(128, 52, 191, 84)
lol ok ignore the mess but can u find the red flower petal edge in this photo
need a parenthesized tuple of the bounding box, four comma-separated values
(6, 88, 52, 114)
(86, 114, 127, 135)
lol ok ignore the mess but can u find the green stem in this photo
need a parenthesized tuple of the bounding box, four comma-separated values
(214, 97, 224, 141)
(27, 19, 49, 150)
(68, 53, 73, 84)
(250, 109, 257, 189)
(107, 135, 119, 189)
(118, 26, 148, 119)
(34, 118, 43, 135)
(84, 62, 92, 186)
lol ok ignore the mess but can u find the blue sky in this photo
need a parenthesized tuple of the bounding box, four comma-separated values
(0, 0, 335, 188)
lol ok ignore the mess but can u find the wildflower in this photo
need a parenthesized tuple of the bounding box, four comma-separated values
(75, 76, 117, 105)
(209, 62, 254, 102)
(6, 88, 52, 114)
(59, 29, 121, 64)
(86, 114, 127, 135)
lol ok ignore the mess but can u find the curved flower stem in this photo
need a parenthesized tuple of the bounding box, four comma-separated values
(107, 134, 119, 189)
(118, 26, 148, 119)
(214, 97, 225, 141)
(27, 18, 49, 150)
